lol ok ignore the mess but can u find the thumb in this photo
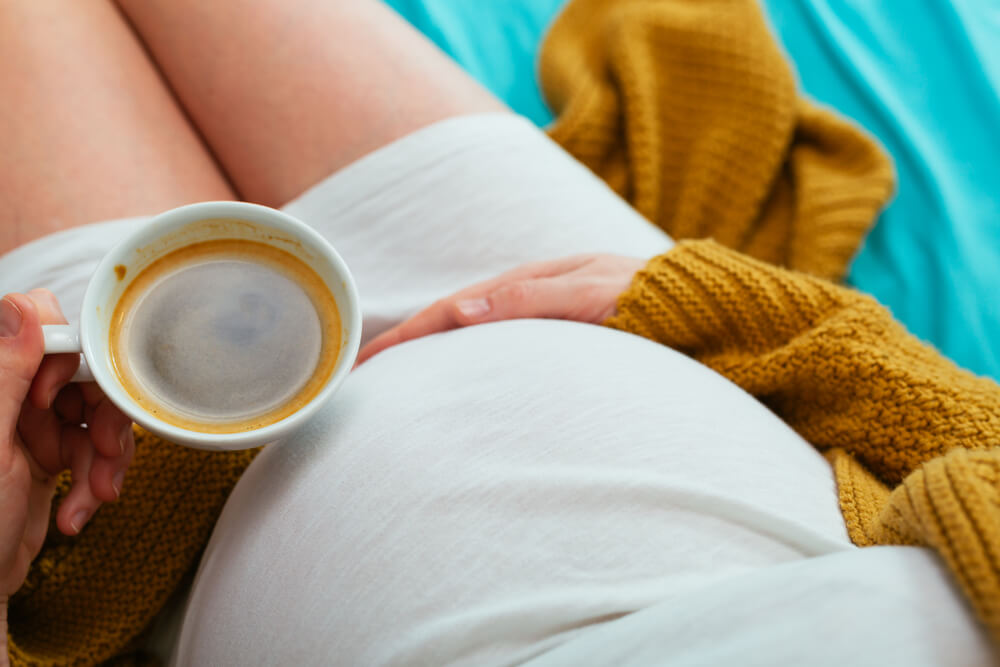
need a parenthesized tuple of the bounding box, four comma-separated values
(0, 294, 44, 448)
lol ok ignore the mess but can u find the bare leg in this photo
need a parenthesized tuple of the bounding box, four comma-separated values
(0, 1, 235, 256)
(114, 0, 506, 208)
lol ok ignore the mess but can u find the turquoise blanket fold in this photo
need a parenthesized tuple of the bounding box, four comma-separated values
(384, 0, 1000, 381)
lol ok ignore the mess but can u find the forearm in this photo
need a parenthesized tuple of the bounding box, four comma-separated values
(606, 239, 1000, 484)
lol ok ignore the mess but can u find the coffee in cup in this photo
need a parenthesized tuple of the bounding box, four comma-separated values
(109, 234, 342, 434)
(39, 201, 362, 451)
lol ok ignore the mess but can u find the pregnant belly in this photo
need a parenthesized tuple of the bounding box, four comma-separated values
(170, 319, 851, 666)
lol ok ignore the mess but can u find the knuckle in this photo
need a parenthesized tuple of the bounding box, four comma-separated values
(503, 281, 533, 303)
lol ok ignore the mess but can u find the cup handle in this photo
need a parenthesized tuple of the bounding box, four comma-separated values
(42, 324, 95, 383)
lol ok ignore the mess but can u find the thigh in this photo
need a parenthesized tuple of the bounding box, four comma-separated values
(0, 0, 234, 256)
(115, 0, 505, 208)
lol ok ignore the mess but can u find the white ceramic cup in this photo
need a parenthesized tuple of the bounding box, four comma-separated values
(40, 201, 362, 451)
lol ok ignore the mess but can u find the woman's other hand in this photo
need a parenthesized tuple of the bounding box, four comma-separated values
(0, 291, 135, 601)
(357, 254, 645, 365)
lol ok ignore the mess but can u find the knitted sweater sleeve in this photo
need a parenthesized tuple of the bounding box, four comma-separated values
(605, 239, 1000, 485)
(605, 239, 1000, 642)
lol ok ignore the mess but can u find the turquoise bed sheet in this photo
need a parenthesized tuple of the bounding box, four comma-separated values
(383, 0, 564, 126)
(384, 0, 1000, 380)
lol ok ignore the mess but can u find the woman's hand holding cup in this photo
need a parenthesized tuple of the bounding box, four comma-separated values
(1, 290, 133, 605)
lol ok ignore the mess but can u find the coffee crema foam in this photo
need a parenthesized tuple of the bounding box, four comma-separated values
(110, 238, 341, 433)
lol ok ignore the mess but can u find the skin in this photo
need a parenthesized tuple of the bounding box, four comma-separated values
(0, 0, 235, 255)
(1, 291, 134, 662)
(0, 0, 501, 255)
(113, 0, 504, 207)
(357, 254, 646, 365)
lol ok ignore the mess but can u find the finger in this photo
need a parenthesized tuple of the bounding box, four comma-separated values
(457, 278, 583, 324)
(0, 294, 44, 450)
(357, 298, 462, 365)
(52, 383, 86, 424)
(437, 255, 598, 310)
(465, 258, 646, 325)
(88, 396, 133, 459)
(79, 381, 106, 408)
(25, 289, 78, 410)
(357, 279, 581, 365)
(22, 441, 58, 558)
(56, 427, 102, 536)
(16, 400, 66, 476)
(0, 438, 31, 577)
(75, 382, 105, 428)
(89, 425, 134, 502)
(356, 256, 600, 365)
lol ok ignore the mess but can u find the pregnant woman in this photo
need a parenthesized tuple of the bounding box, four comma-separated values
(0, 1, 994, 665)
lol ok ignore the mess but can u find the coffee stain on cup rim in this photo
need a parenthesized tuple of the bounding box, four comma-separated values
(114, 265, 127, 281)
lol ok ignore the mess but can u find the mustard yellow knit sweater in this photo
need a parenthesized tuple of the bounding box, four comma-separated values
(9, 0, 999, 663)
(607, 240, 1000, 645)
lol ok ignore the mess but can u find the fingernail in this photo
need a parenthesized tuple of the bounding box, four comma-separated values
(112, 470, 125, 499)
(119, 423, 131, 455)
(0, 297, 23, 338)
(70, 509, 90, 534)
(457, 298, 491, 318)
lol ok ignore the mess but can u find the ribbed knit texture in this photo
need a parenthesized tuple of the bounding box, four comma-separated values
(541, 0, 894, 281)
(606, 240, 1000, 643)
(7, 431, 257, 665)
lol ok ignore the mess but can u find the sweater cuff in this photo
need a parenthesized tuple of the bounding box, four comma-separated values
(605, 239, 850, 355)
